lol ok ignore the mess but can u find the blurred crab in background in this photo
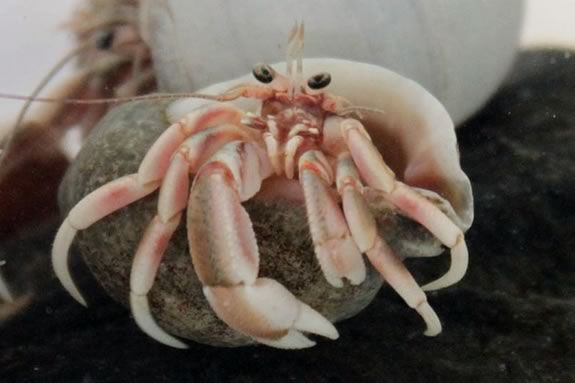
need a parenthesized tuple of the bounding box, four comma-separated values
(0, 0, 154, 239)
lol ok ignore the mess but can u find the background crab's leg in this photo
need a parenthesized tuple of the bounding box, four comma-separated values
(188, 141, 338, 348)
(341, 118, 468, 291)
(0, 273, 13, 302)
(129, 152, 190, 349)
(336, 153, 441, 336)
(52, 175, 160, 305)
(298, 151, 366, 288)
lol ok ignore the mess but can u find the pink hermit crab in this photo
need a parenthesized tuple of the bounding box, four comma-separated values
(53, 24, 473, 349)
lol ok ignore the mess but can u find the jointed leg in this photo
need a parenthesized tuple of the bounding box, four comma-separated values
(129, 152, 191, 349)
(0, 273, 13, 303)
(341, 118, 468, 291)
(298, 151, 366, 287)
(336, 154, 441, 335)
(138, 104, 245, 184)
(52, 174, 159, 305)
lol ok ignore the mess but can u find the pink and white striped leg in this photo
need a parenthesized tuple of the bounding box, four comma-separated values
(52, 174, 160, 306)
(188, 141, 338, 349)
(341, 118, 468, 291)
(129, 152, 190, 349)
(138, 104, 245, 184)
(336, 154, 441, 336)
(298, 151, 366, 288)
(129, 115, 252, 348)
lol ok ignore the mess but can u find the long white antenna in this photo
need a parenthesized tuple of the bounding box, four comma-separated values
(295, 21, 304, 97)
(285, 21, 305, 98)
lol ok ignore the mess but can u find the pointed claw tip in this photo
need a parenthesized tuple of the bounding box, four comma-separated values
(309, 319, 339, 341)
(169, 341, 190, 350)
(57, 272, 88, 307)
(346, 265, 367, 286)
(348, 277, 364, 286)
(256, 330, 316, 349)
(423, 326, 442, 337)
(324, 325, 340, 340)
(58, 279, 88, 306)
(416, 302, 442, 337)
(130, 293, 188, 349)
(75, 295, 88, 307)
(422, 238, 468, 292)
(52, 219, 88, 306)
(327, 277, 344, 288)
(295, 304, 339, 341)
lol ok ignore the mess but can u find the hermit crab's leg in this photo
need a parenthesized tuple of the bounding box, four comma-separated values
(0, 273, 13, 302)
(341, 118, 468, 291)
(298, 151, 366, 288)
(138, 104, 245, 184)
(188, 141, 338, 349)
(52, 175, 160, 305)
(129, 123, 255, 349)
(129, 152, 189, 349)
(336, 153, 441, 336)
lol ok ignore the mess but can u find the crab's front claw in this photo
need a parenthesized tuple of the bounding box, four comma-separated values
(204, 278, 339, 349)
(187, 140, 335, 348)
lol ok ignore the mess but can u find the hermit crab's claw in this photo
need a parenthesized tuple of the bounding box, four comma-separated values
(204, 279, 339, 348)
(188, 141, 338, 348)
(286, 21, 305, 98)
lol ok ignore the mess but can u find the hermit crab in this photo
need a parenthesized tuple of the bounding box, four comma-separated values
(52, 24, 473, 349)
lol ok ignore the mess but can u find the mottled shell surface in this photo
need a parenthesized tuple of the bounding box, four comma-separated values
(141, 0, 524, 124)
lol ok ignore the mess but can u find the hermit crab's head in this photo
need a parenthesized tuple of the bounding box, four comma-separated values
(251, 22, 332, 99)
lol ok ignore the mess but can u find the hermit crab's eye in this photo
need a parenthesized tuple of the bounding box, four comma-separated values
(95, 30, 115, 51)
(307, 72, 331, 90)
(252, 64, 275, 84)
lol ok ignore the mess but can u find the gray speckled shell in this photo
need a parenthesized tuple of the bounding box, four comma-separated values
(59, 100, 441, 347)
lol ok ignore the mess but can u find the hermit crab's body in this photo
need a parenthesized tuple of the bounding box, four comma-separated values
(53, 24, 472, 349)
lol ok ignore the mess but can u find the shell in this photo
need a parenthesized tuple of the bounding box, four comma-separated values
(169, 58, 473, 230)
(140, 0, 524, 124)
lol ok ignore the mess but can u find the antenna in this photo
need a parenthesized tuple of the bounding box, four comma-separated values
(0, 42, 92, 170)
(285, 21, 305, 98)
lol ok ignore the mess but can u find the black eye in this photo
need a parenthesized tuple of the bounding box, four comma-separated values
(307, 72, 331, 89)
(252, 64, 275, 83)
(95, 30, 115, 50)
